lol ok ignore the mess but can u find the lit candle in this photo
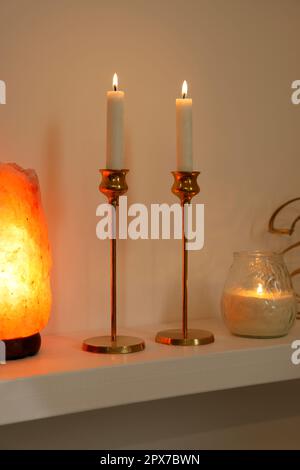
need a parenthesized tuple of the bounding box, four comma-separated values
(222, 283, 296, 338)
(106, 73, 124, 169)
(176, 80, 193, 171)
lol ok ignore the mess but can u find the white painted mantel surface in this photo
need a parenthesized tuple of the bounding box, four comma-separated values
(1, 318, 300, 427)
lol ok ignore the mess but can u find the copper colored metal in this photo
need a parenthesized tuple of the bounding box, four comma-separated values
(111, 237, 117, 341)
(268, 197, 300, 236)
(99, 169, 128, 206)
(156, 171, 214, 346)
(83, 169, 145, 354)
(99, 169, 128, 341)
(173, 171, 200, 338)
(171, 170, 200, 205)
(268, 197, 300, 319)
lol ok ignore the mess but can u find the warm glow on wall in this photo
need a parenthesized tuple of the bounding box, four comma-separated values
(0, 163, 51, 358)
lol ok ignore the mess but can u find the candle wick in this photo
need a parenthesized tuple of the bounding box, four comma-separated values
(114, 85, 117, 92)
(183, 93, 186, 99)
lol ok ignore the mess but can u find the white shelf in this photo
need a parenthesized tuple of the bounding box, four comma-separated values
(1, 318, 300, 426)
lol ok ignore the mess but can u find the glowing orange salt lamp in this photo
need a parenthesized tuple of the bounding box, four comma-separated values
(0, 163, 51, 359)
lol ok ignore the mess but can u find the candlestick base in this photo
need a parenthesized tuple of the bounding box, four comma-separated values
(155, 328, 214, 346)
(82, 335, 145, 354)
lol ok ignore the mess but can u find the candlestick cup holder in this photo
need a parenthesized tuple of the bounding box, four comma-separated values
(83, 169, 145, 354)
(155, 171, 215, 346)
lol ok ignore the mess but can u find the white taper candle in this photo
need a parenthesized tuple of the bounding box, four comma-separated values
(176, 80, 193, 171)
(106, 73, 124, 169)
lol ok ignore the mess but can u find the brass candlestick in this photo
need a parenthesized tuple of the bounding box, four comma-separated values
(83, 169, 145, 354)
(156, 171, 215, 346)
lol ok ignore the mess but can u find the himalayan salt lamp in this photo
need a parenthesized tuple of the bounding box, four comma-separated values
(0, 163, 51, 359)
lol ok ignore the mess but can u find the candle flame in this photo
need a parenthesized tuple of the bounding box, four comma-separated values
(182, 80, 188, 99)
(113, 73, 118, 91)
(257, 283, 264, 295)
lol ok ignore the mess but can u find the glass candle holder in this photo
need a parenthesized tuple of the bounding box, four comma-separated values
(221, 251, 297, 338)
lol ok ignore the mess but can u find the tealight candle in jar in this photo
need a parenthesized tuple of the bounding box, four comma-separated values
(221, 252, 297, 338)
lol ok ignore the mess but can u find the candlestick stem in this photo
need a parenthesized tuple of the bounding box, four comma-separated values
(182, 203, 188, 339)
(111, 228, 117, 341)
(110, 200, 117, 341)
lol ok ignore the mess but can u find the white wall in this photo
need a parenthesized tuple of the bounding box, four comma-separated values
(1, 0, 300, 335)
(0, 0, 300, 449)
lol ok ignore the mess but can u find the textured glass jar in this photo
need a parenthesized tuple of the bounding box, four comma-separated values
(221, 251, 297, 338)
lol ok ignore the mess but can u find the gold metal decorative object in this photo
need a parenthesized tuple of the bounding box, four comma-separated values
(83, 169, 145, 354)
(268, 197, 300, 319)
(155, 171, 215, 346)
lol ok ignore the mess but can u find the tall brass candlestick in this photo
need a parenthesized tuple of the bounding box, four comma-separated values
(83, 169, 145, 354)
(156, 171, 215, 346)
